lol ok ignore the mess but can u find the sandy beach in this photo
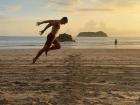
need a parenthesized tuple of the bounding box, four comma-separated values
(0, 49, 140, 105)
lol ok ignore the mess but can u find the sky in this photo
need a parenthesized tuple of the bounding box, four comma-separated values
(0, 0, 140, 37)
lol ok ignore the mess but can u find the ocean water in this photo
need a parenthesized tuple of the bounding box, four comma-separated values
(0, 36, 140, 49)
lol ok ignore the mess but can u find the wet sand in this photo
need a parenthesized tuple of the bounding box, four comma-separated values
(0, 49, 140, 105)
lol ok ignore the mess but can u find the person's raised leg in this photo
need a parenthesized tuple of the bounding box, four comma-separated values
(45, 39, 61, 56)
(50, 39, 61, 50)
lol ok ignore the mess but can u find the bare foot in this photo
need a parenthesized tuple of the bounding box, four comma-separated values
(32, 58, 37, 64)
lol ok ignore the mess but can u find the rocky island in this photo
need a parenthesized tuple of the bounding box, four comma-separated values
(77, 31, 108, 37)
(56, 33, 75, 42)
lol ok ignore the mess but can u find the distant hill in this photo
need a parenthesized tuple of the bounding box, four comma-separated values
(56, 33, 75, 42)
(77, 31, 108, 37)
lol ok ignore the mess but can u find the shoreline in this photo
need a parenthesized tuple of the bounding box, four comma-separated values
(1, 36, 140, 50)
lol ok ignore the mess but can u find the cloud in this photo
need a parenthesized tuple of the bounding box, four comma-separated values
(6, 5, 22, 13)
(97, 0, 140, 7)
(48, 0, 80, 6)
(46, 0, 140, 7)
(0, 5, 22, 14)
(81, 20, 107, 32)
(40, 0, 140, 13)
(0, 5, 22, 21)
(41, 0, 80, 11)
(77, 8, 113, 12)
(40, 0, 114, 12)
(0, 15, 6, 19)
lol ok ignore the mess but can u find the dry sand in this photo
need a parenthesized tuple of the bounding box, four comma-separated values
(0, 49, 140, 105)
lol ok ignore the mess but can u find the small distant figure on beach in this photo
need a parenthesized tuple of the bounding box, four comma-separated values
(32, 17, 68, 64)
(115, 39, 118, 47)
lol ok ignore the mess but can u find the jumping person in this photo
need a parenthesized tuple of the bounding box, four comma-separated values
(32, 17, 68, 64)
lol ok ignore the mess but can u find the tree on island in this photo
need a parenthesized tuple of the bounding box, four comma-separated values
(56, 33, 75, 42)
(77, 31, 108, 37)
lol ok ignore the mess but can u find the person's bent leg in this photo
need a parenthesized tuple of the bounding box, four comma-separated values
(49, 44, 61, 50)
(45, 39, 61, 56)
(44, 34, 55, 56)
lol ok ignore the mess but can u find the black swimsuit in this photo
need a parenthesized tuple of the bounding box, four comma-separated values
(46, 33, 55, 46)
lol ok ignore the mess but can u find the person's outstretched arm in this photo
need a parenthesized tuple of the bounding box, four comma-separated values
(39, 23, 51, 35)
(37, 20, 53, 26)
